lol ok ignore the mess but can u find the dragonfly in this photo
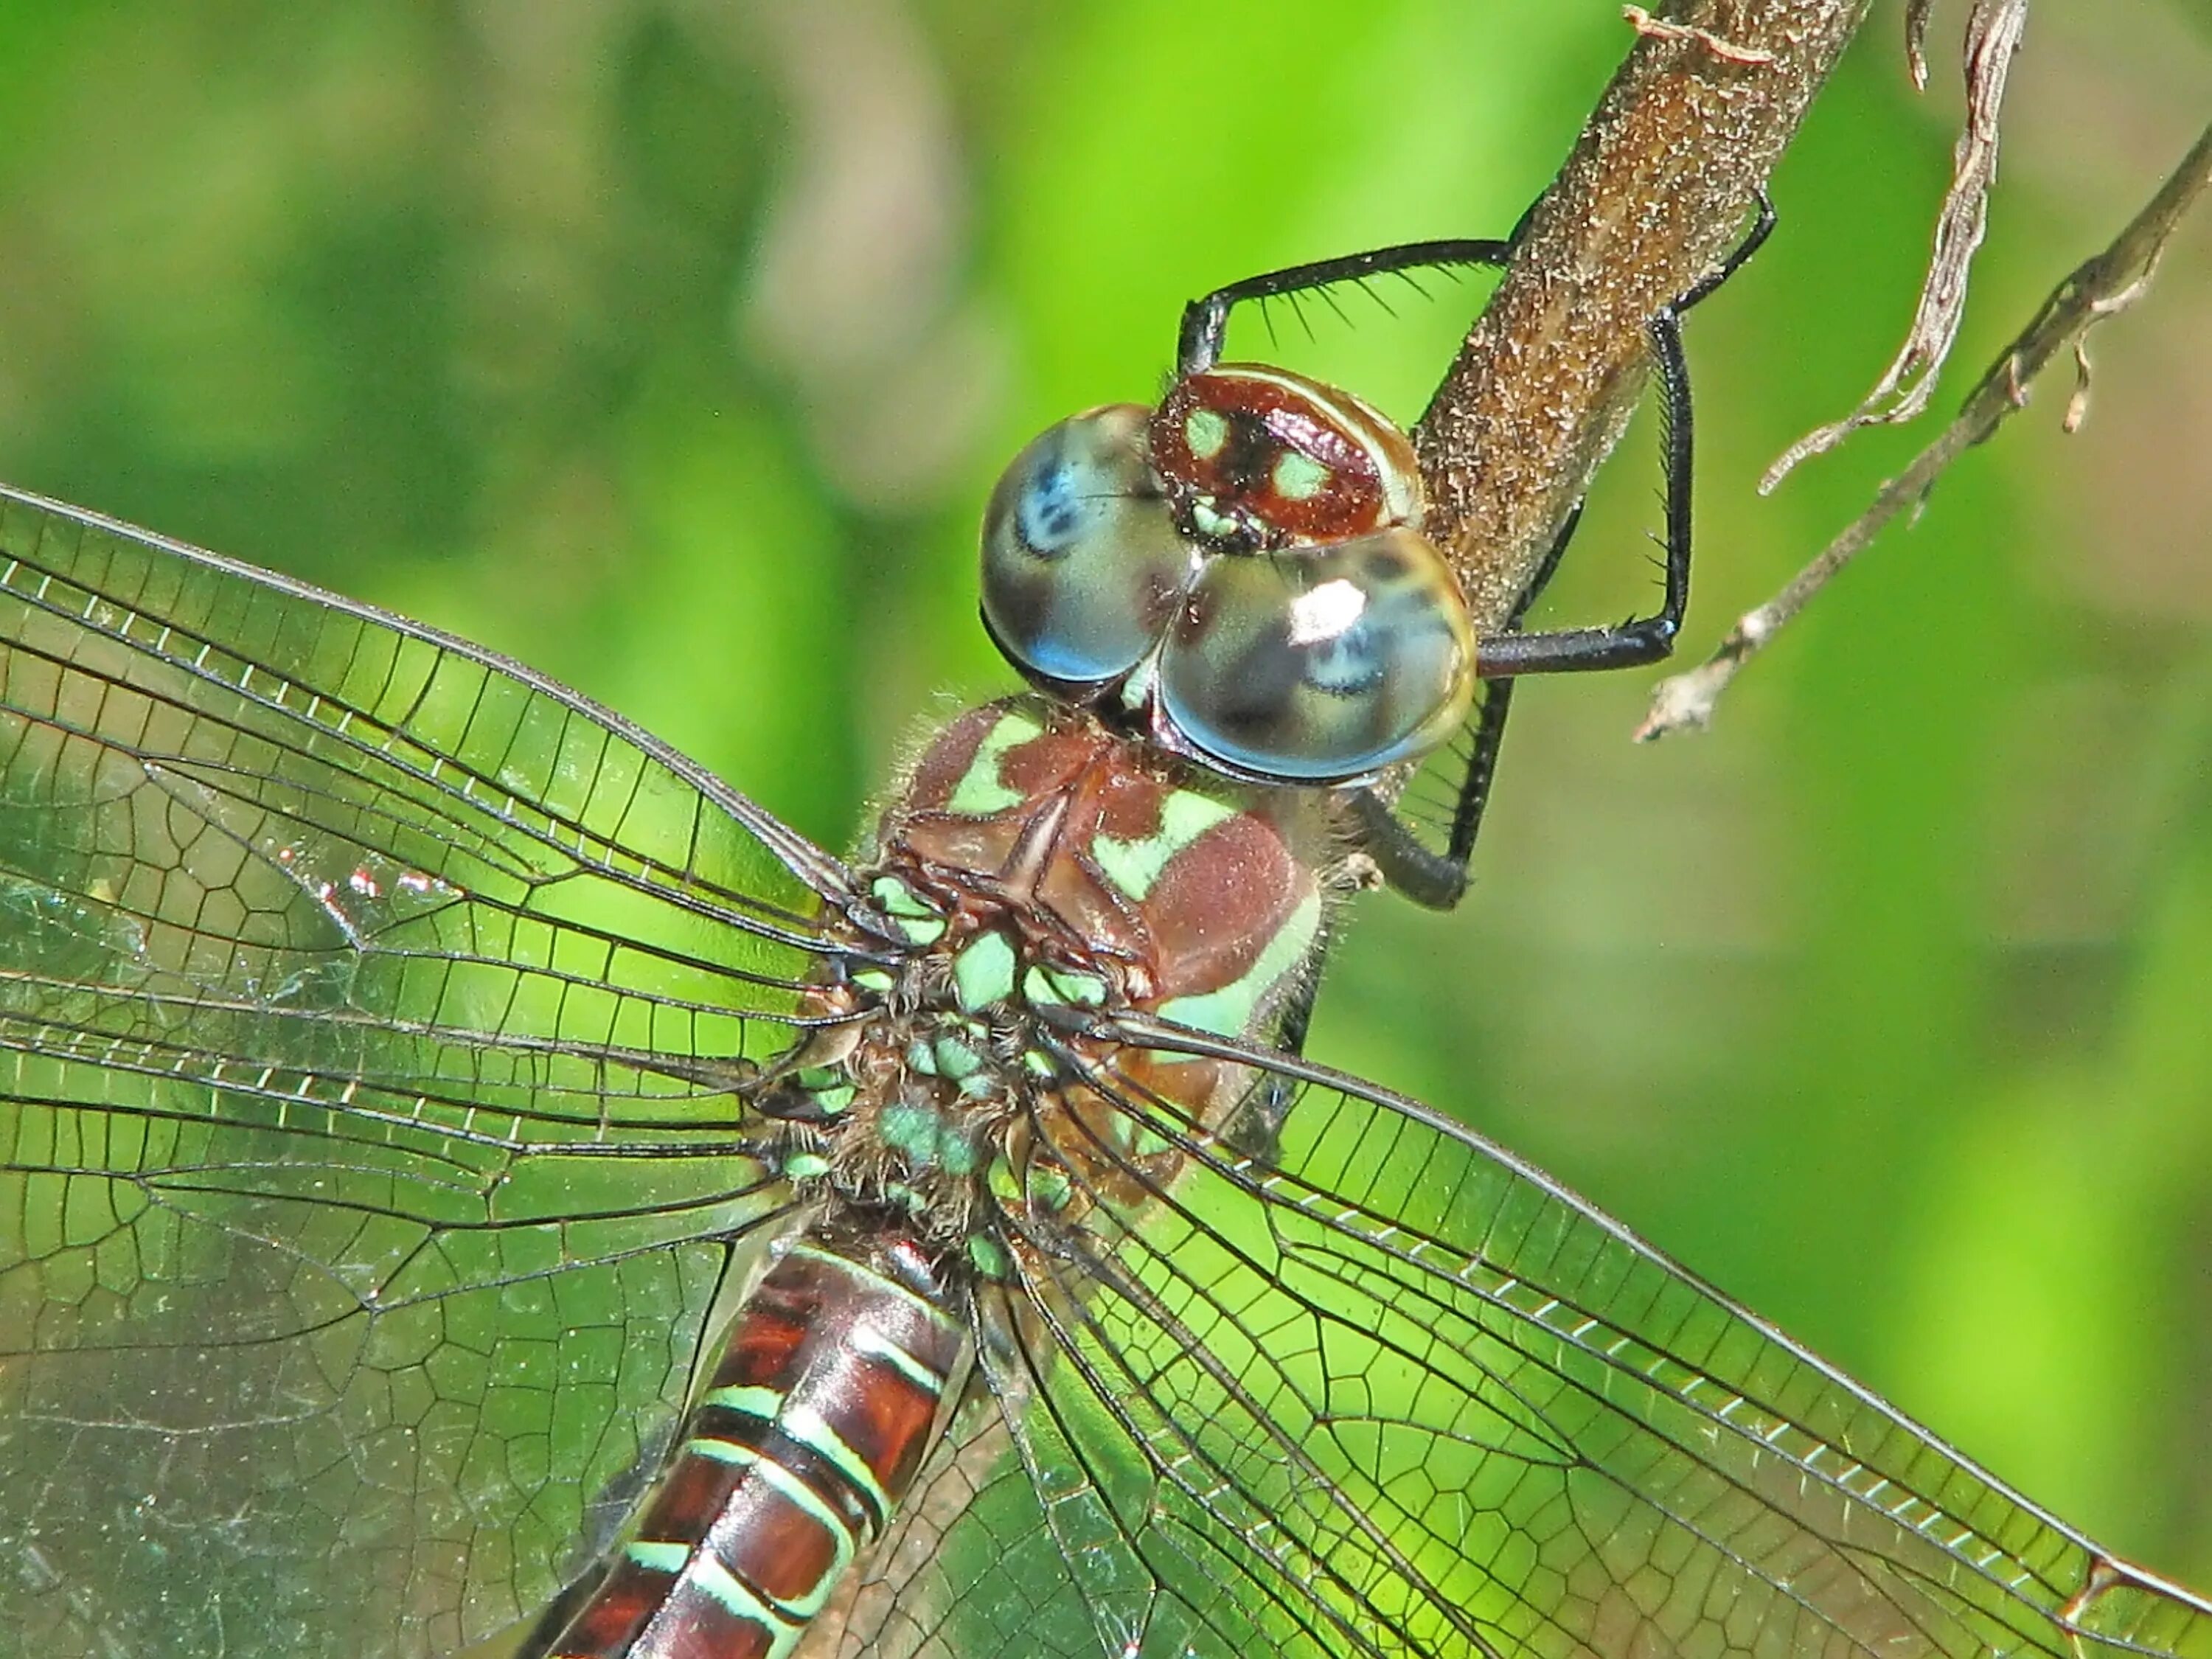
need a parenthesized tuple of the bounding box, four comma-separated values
(1, 212, 2207, 1659)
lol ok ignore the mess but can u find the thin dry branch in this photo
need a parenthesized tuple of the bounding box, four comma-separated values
(1413, 0, 1874, 635)
(1638, 119, 2212, 740)
(1764, 0, 2031, 487)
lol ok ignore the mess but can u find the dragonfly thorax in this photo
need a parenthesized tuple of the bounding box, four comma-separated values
(759, 698, 1330, 1270)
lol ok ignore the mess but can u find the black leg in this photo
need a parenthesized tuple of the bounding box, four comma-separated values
(1467, 190, 1774, 681)
(1178, 237, 1517, 378)
(1223, 962, 1326, 1157)
(1350, 192, 1775, 909)
(1345, 502, 1580, 911)
(1677, 189, 1775, 313)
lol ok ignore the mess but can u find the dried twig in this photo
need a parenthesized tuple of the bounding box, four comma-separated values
(1638, 120, 2212, 740)
(1763, 0, 2031, 487)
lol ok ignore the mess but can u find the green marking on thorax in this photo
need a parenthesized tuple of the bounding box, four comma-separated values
(870, 875, 946, 945)
(930, 1029, 985, 1080)
(1026, 1161, 1074, 1214)
(1157, 887, 1322, 1040)
(967, 1234, 1012, 1280)
(880, 1100, 939, 1158)
(794, 1066, 855, 1116)
(1127, 1120, 1176, 1162)
(935, 1132, 982, 1177)
(945, 708, 1044, 815)
(1023, 964, 1106, 1008)
(953, 931, 1018, 1011)
(1091, 787, 1237, 902)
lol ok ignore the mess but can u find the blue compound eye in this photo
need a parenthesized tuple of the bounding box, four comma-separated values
(979, 406, 1196, 692)
(1158, 528, 1475, 782)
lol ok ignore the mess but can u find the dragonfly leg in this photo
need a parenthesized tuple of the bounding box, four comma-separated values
(1357, 192, 1775, 910)
(1178, 235, 1517, 377)
(1472, 191, 1775, 681)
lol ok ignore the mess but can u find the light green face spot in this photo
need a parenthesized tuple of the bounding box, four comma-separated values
(953, 931, 1018, 1012)
(808, 1083, 855, 1116)
(853, 967, 897, 994)
(871, 876, 946, 945)
(905, 1038, 939, 1077)
(1091, 787, 1237, 902)
(1157, 887, 1322, 1040)
(1023, 964, 1107, 1009)
(946, 708, 1044, 816)
(784, 1151, 832, 1180)
(987, 1155, 1022, 1206)
(1184, 407, 1229, 460)
(1189, 498, 1239, 542)
(1270, 448, 1332, 502)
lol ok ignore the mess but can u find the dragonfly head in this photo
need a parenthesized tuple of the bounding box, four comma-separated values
(977, 370, 1475, 785)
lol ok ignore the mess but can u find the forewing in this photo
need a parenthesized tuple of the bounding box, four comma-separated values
(0, 489, 849, 1658)
(830, 1015, 2212, 1659)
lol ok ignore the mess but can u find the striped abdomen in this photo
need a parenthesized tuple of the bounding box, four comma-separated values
(535, 1232, 969, 1659)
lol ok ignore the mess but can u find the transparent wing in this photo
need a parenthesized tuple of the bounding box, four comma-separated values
(834, 1015, 2212, 1659)
(0, 488, 854, 1659)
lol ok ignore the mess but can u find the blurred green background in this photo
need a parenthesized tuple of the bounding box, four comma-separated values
(0, 0, 2206, 1598)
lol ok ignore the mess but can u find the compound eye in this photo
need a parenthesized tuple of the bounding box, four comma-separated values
(1158, 529, 1474, 782)
(980, 405, 1195, 692)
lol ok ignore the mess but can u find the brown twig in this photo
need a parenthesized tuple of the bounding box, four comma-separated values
(1638, 119, 2212, 740)
(1413, 0, 1874, 634)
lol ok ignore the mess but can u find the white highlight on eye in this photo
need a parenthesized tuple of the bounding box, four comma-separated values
(1287, 578, 1366, 646)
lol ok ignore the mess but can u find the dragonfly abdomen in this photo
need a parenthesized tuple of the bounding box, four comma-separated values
(532, 1231, 969, 1659)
